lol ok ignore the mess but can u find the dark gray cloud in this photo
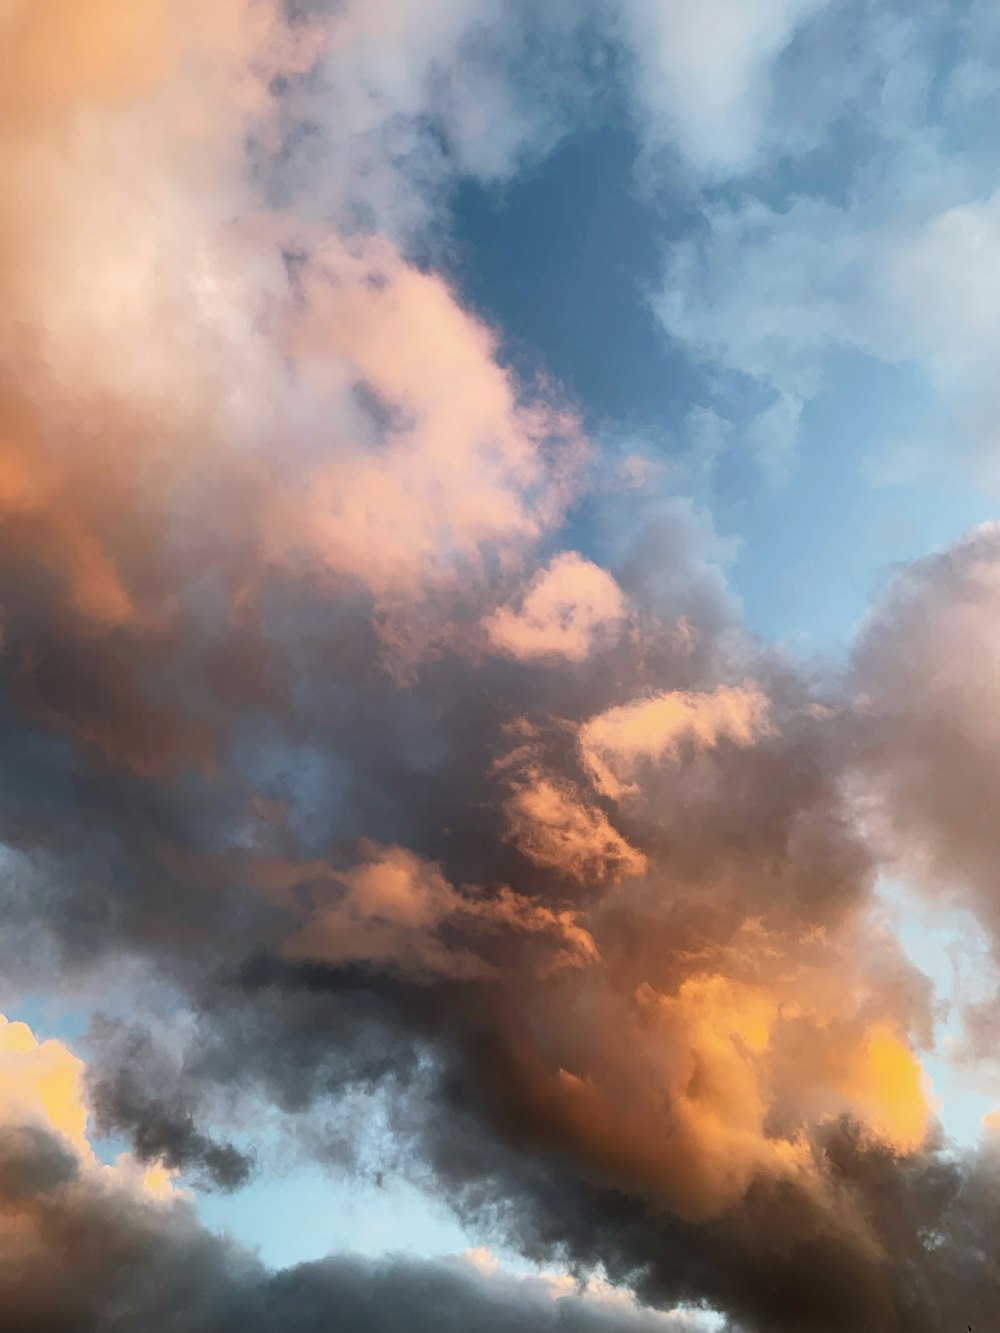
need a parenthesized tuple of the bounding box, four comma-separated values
(85, 1020, 255, 1192)
(0, 1121, 703, 1333)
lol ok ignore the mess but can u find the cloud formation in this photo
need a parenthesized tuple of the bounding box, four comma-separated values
(578, 682, 772, 800)
(650, 0, 1000, 481)
(2, 3, 1000, 1332)
(0, 1014, 714, 1333)
(484, 551, 627, 663)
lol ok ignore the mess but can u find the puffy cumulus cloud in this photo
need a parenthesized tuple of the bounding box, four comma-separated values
(0, 1014, 90, 1160)
(0, 0, 582, 579)
(484, 551, 628, 664)
(0, 1013, 178, 1201)
(578, 682, 772, 800)
(611, 0, 824, 173)
(501, 764, 648, 885)
(454, 1249, 710, 1331)
(4, 1093, 995, 1333)
(271, 234, 587, 646)
(451, 915, 934, 1223)
(490, 717, 647, 886)
(853, 523, 1000, 947)
(0, 0, 592, 785)
(391, 900, 988, 1332)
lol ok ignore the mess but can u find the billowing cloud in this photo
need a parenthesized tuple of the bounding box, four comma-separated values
(853, 523, 1000, 945)
(0, 1012, 177, 1198)
(3, 3, 1000, 1333)
(502, 762, 648, 884)
(271, 235, 587, 656)
(578, 682, 772, 799)
(484, 551, 627, 663)
(0, 1014, 717, 1333)
(262, 843, 598, 977)
(0, 1014, 91, 1160)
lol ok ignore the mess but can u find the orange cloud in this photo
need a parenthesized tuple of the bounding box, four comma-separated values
(835, 1024, 931, 1155)
(274, 237, 587, 626)
(503, 765, 648, 885)
(484, 551, 627, 663)
(578, 683, 773, 799)
(0, 1014, 179, 1199)
(267, 844, 599, 978)
(1, 0, 176, 122)
(0, 5, 967, 1325)
(491, 910, 934, 1238)
(0, 1015, 89, 1157)
(0, 0, 311, 641)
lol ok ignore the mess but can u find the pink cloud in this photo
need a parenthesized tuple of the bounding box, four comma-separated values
(484, 551, 627, 663)
(503, 765, 647, 885)
(265, 844, 599, 979)
(262, 235, 587, 662)
(579, 683, 773, 800)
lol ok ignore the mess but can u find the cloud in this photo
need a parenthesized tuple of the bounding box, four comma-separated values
(613, 0, 824, 173)
(852, 523, 1000, 948)
(484, 551, 627, 663)
(0, 1014, 91, 1160)
(0, 1015, 718, 1333)
(648, 2, 1000, 481)
(270, 0, 597, 238)
(0, 1012, 179, 1200)
(263, 843, 599, 978)
(501, 761, 648, 884)
(270, 234, 587, 651)
(578, 682, 772, 799)
(4, 4, 1000, 1333)
(85, 1020, 255, 1192)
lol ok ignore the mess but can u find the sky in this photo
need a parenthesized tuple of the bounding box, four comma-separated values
(5, 1, 1000, 1330)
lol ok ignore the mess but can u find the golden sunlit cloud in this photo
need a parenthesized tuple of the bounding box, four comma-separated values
(578, 683, 773, 800)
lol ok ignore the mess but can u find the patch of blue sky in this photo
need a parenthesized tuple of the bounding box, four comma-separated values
(876, 878, 999, 1147)
(197, 1165, 477, 1270)
(717, 350, 996, 655)
(447, 115, 997, 662)
(447, 124, 700, 435)
(3, 993, 90, 1048)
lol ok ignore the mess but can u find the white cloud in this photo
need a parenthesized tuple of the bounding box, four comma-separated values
(657, 145, 1000, 480)
(614, 0, 825, 173)
(634, 1, 1000, 482)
